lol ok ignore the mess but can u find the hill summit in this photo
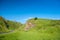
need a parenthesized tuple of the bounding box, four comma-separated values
(23, 18, 60, 33)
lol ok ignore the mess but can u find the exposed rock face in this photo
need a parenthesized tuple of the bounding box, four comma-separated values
(24, 22, 34, 31)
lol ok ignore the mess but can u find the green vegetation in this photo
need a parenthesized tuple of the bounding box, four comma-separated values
(27, 19, 60, 31)
(0, 31, 60, 40)
(0, 16, 22, 32)
(34, 17, 38, 20)
(0, 17, 60, 40)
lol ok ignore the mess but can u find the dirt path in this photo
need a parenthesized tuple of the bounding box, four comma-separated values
(24, 22, 35, 31)
(0, 30, 15, 34)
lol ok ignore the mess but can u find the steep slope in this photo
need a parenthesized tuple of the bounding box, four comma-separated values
(0, 16, 22, 32)
(26, 18, 60, 33)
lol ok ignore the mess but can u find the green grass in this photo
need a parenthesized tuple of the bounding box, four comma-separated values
(0, 30, 60, 40)
(0, 17, 60, 40)
(0, 16, 22, 32)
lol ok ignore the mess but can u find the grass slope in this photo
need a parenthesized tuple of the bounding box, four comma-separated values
(0, 18, 60, 40)
(0, 31, 60, 40)
(0, 16, 22, 32)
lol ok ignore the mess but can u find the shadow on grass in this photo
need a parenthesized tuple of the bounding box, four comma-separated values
(0, 36, 5, 40)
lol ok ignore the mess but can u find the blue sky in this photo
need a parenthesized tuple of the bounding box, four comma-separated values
(0, 0, 60, 23)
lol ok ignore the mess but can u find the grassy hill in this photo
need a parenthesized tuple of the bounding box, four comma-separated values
(0, 17, 60, 40)
(0, 16, 22, 32)
(27, 18, 60, 32)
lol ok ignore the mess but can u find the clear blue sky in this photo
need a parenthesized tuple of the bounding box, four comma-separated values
(0, 0, 60, 23)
